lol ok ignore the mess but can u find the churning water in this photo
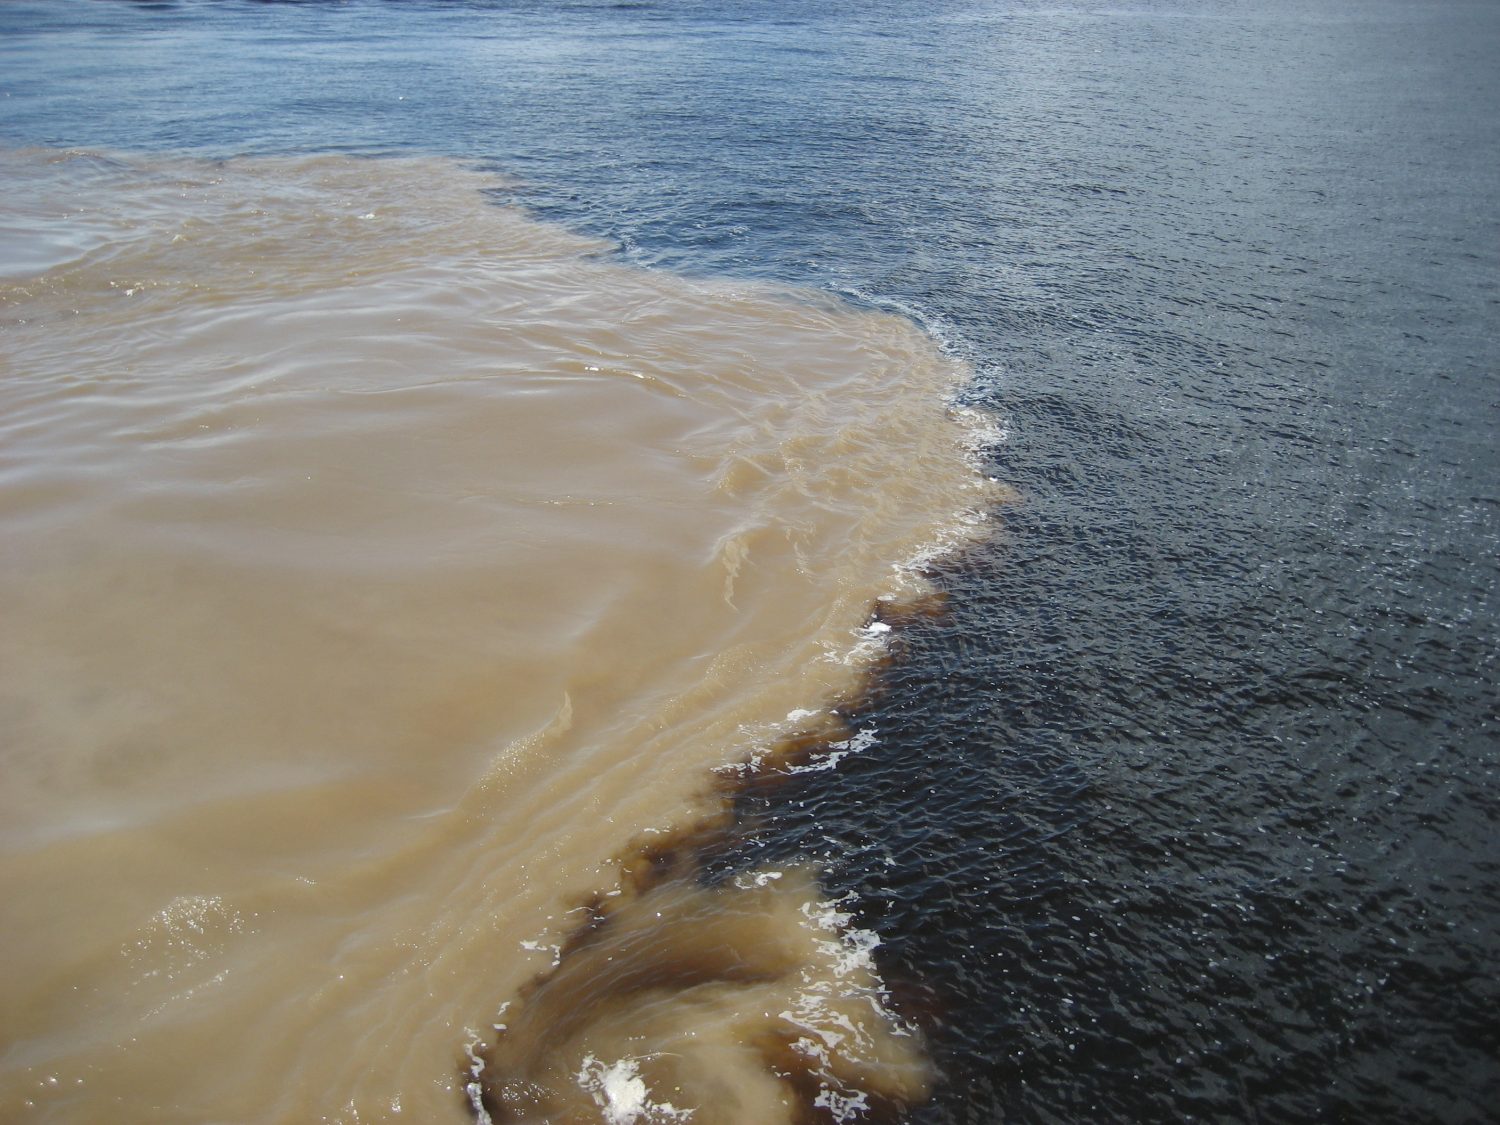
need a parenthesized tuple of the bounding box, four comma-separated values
(2, 1, 1497, 1123)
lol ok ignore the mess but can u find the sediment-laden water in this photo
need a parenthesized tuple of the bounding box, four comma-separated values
(0, 148, 995, 1122)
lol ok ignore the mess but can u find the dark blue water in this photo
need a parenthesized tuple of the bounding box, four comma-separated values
(4, 1, 1498, 1121)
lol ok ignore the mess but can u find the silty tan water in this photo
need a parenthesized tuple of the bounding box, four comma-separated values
(0, 149, 999, 1123)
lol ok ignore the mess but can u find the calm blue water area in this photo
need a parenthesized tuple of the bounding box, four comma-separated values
(4, 1, 1498, 1121)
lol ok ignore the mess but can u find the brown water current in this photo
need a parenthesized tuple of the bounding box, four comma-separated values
(0, 148, 1000, 1123)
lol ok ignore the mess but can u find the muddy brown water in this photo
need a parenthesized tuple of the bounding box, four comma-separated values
(0, 149, 1000, 1123)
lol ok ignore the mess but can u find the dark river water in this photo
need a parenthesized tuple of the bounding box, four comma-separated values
(3, 1, 1497, 1121)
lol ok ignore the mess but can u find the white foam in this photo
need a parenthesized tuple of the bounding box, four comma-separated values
(462, 1030, 492, 1125)
(576, 1055, 693, 1124)
(785, 726, 878, 775)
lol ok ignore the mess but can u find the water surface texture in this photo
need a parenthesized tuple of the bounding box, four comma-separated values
(1, 148, 989, 1121)
(2, 1, 1498, 1123)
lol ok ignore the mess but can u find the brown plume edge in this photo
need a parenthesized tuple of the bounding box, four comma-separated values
(464, 594, 961, 1125)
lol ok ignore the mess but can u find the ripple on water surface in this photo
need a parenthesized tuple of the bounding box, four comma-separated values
(0, 147, 1001, 1122)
